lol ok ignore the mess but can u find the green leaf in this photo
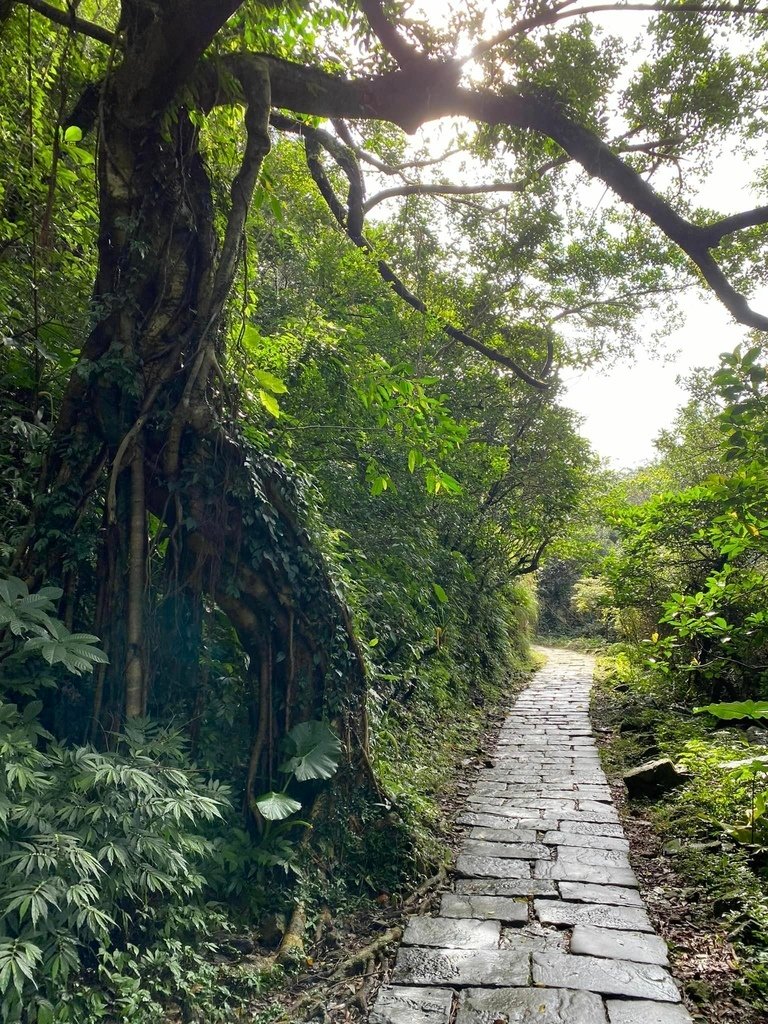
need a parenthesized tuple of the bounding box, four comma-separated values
(281, 720, 342, 782)
(253, 369, 288, 394)
(242, 323, 264, 351)
(254, 791, 302, 820)
(258, 389, 281, 417)
(432, 583, 448, 605)
(63, 125, 82, 143)
(694, 700, 768, 720)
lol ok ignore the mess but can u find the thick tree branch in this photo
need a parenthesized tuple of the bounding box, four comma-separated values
(700, 205, 768, 246)
(117, 0, 243, 122)
(58, 22, 768, 337)
(19, 0, 115, 43)
(227, 54, 768, 331)
(357, 0, 423, 67)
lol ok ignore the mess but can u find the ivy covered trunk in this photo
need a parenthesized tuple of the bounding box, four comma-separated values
(23, 1, 370, 812)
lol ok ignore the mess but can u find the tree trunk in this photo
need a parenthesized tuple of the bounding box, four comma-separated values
(24, 3, 373, 808)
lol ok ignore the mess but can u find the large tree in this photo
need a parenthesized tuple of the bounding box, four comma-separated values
(3, 0, 768, 794)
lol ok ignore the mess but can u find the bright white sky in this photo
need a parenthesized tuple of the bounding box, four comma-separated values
(563, 294, 755, 469)
(395, 1, 768, 468)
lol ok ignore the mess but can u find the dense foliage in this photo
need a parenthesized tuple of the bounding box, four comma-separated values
(2, 0, 768, 1018)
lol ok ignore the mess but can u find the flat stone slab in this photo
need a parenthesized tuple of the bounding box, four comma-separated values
(369, 985, 454, 1024)
(403, 917, 501, 949)
(456, 877, 558, 897)
(498, 799, 577, 813)
(458, 812, 544, 830)
(547, 807, 621, 823)
(456, 854, 532, 878)
(559, 882, 645, 907)
(571, 925, 669, 965)
(501, 926, 567, 953)
(544, 830, 629, 851)
(532, 952, 681, 1001)
(536, 860, 638, 887)
(558, 820, 624, 837)
(394, 946, 530, 987)
(606, 999, 694, 1023)
(461, 840, 551, 860)
(534, 900, 653, 931)
(557, 847, 634, 868)
(440, 893, 528, 923)
(469, 826, 538, 843)
(457, 987, 608, 1023)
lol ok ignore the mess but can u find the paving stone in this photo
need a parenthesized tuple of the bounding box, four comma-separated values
(534, 900, 653, 931)
(472, 783, 511, 797)
(543, 831, 629, 851)
(556, 847, 634, 869)
(402, 916, 501, 949)
(458, 812, 544, 829)
(457, 987, 608, 1023)
(456, 877, 558, 897)
(461, 840, 551, 860)
(546, 807, 621, 823)
(456, 854, 533, 878)
(546, 774, 608, 785)
(369, 985, 454, 1024)
(575, 787, 613, 800)
(503, 799, 578, 813)
(501, 925, 568, 953)
(393, 946, 530, 987)
(469, 826, 538, 843)
(467, 801, 542, 817)
(606, 999, 694, 1023)
(536, 859, 638, 887)
(571, 925, 669, 965)
(533, 951, 681, 1002)
(489, 774, 543, 783)
(558, 882, 645, 907)
(558, 820, 625, 838)
(440, 893, 528, 923)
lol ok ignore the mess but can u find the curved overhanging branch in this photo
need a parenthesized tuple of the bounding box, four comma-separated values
(468, 2, 768, 61)
(253, 56, 768, 332)
(360, 135, 684, 214)
(270, 112, 553, 390)
(362, 171, 561, 214)
(21, 0, 768, 337)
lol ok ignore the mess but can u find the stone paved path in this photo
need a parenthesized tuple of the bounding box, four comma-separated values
(369, 648, 693, 1024)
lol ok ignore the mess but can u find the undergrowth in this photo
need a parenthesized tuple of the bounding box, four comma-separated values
(593, 647, 768, 1011)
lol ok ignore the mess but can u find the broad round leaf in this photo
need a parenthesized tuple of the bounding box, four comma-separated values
(255, 791, 302, 820)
